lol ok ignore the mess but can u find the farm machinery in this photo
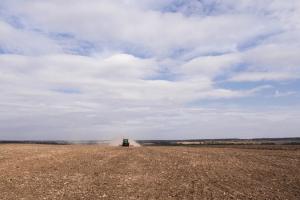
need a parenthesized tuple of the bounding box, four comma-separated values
(122, 139, 130, 147)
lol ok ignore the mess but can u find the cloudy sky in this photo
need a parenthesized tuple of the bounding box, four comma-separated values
(0, 0, 300, 140)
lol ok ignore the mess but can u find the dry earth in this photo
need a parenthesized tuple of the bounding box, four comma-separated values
(0, 144, 299, 200)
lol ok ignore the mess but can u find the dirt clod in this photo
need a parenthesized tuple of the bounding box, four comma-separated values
(0, 144, 299, 199)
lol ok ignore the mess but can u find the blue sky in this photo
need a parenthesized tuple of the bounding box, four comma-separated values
(0, 0, 299, 140)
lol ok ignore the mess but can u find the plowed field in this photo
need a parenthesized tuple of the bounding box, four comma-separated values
(0, 144, 299, 199)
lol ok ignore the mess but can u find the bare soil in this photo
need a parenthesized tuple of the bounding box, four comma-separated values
(0, 144, 299, 200)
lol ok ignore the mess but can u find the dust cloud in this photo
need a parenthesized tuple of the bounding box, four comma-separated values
(109, 138, 141, 147)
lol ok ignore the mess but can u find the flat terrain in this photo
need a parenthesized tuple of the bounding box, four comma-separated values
(0, 145, 299, 199)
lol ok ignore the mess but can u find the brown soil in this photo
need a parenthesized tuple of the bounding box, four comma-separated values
(0, 144, 299, 199)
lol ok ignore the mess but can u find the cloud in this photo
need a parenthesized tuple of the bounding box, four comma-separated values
(244, 44, 300, 70)
(0, 53, 255, 107)
(0, 0, 299, 139)
(274, 90, 296, 97)
(229, 72, 299, 82)
(180, 53, 241, 78)
(0, 20, 61, 55)
(228, 43, 300, 82)
(1, 103, 300, 140)
(1, 0, 277, 57)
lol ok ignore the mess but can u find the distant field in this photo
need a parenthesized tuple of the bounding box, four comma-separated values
(0, 144, 299, 199)
(1, 137, 299, 146)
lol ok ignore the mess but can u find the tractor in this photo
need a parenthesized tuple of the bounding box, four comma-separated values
(122, 139, 130, 147)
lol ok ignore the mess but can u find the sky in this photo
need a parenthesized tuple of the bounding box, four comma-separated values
(0, 0, 300, 140)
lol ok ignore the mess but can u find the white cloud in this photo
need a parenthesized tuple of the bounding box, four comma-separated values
(2, 0, 276, 56)
(228, 43, 300, 82)
(1, 103, 300, 140)
(0, 20, 61, 54)
(274, 90, 296, 97)
(229, 72, 299, 82)
(181, 53, 241, 78)
(244, 44, 300, 70)
(0, 53, 254, 106)
(0, 0, 299, 139)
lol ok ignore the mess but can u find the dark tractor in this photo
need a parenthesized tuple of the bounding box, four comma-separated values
(122, 139, 130, 147)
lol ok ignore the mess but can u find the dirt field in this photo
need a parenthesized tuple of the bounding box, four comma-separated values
(0, 144, 299, 199)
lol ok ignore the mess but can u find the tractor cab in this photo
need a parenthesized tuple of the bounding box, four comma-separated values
(122, 139, 130, 147)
